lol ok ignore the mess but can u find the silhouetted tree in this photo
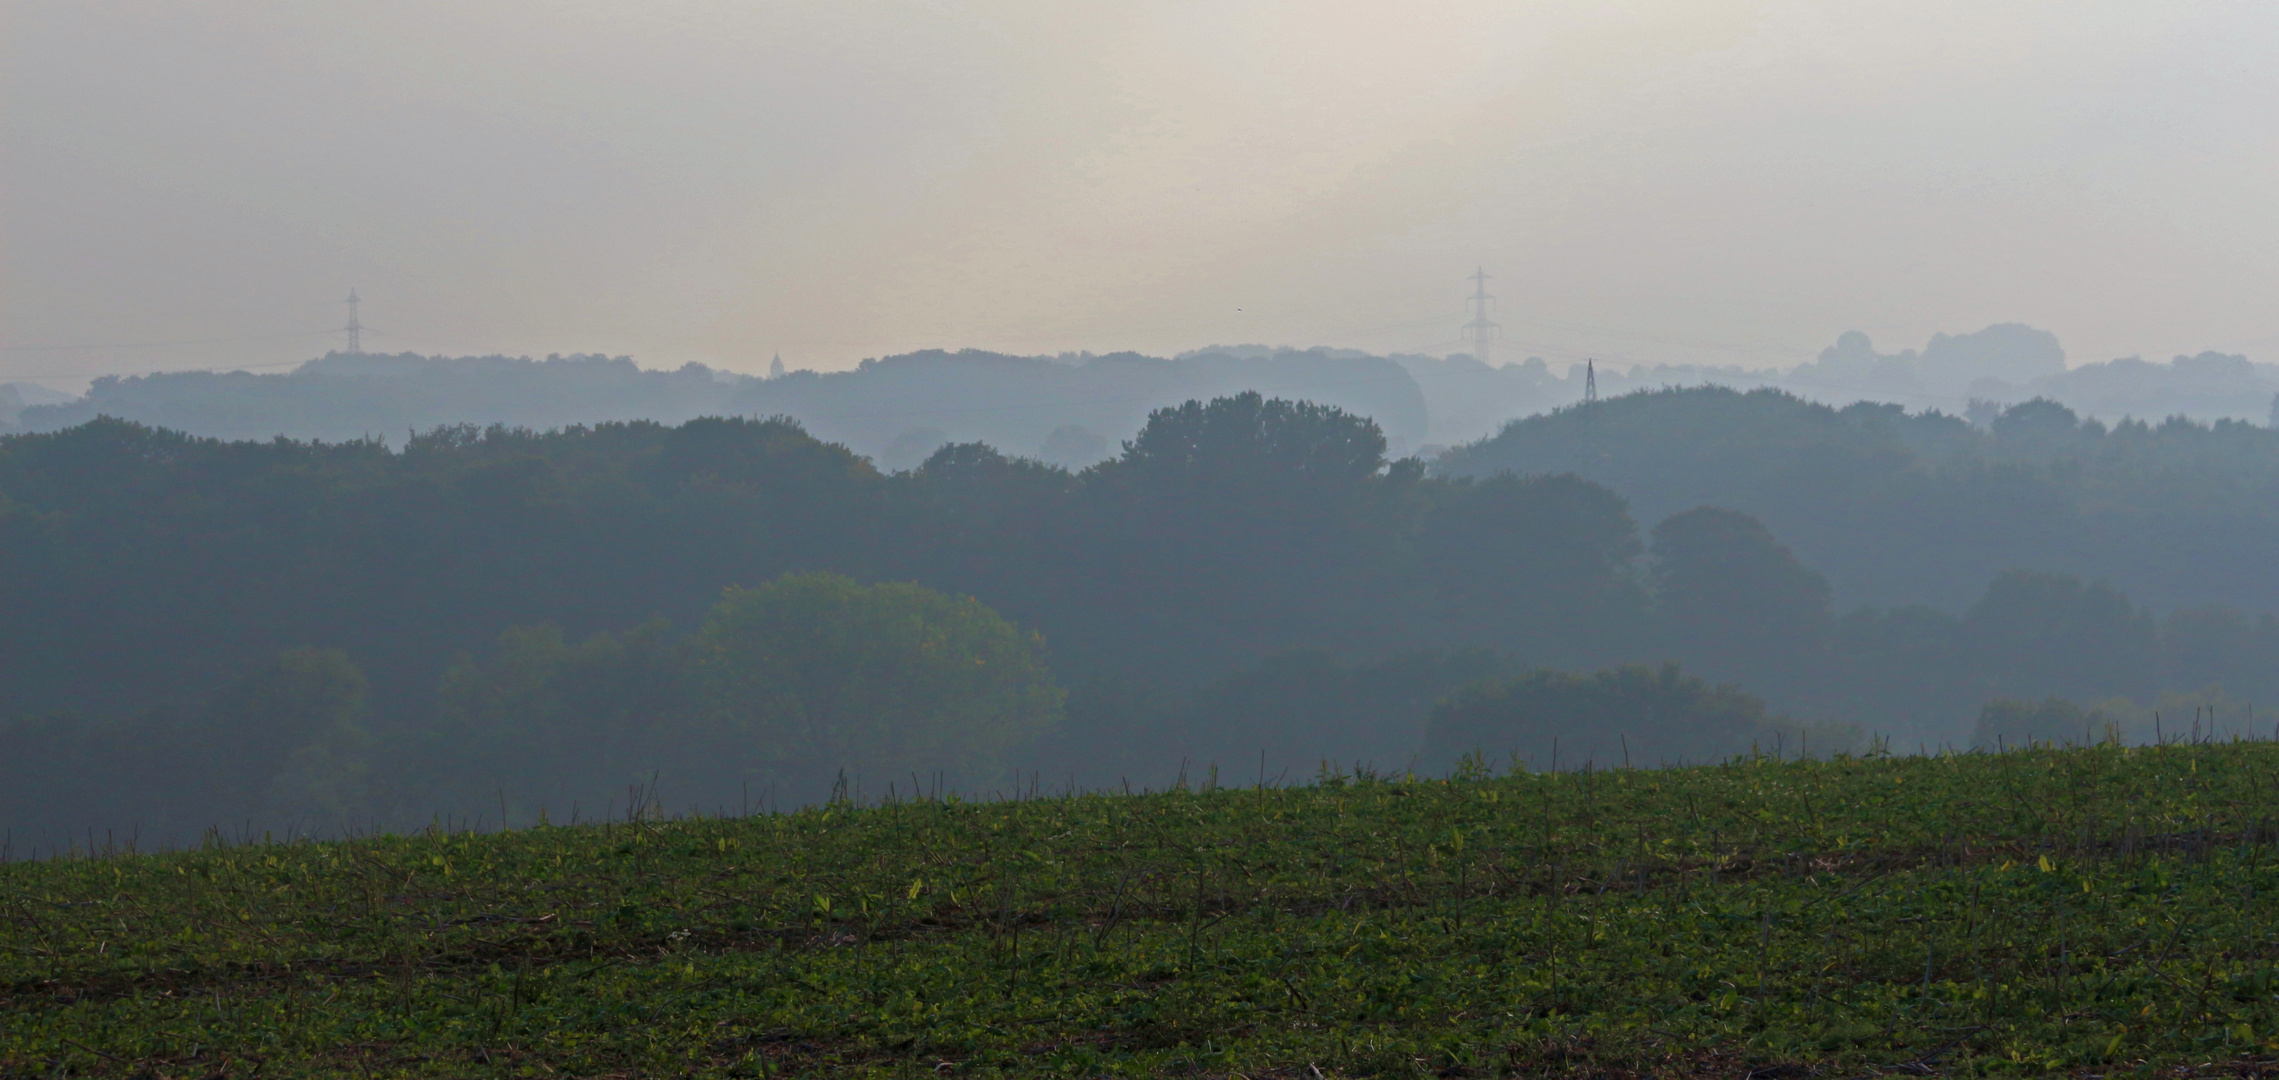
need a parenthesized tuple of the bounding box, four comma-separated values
(1651, 506, 1833, 688)
(1074, 391, 1419, 659)
(1965, 570, 2157, 703)
(1416, 472, 1645, 663)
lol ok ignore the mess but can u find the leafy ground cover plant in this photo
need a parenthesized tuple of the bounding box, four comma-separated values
(8, 740, 2279, 1077)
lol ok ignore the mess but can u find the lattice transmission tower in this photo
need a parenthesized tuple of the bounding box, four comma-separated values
(1460, 267, 1499, 364)
(344, 289, 363, 354)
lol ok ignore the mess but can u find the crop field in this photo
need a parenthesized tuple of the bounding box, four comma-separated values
(9, 744, 2279, 1078)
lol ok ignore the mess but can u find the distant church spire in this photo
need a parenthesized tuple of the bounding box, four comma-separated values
(769, 354, 785, 379)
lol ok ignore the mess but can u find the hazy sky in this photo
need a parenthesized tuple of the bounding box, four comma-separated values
(5, 1, 2276, 387)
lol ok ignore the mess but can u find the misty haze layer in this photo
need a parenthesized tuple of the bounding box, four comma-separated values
(6, 3, 2275, 380)
(7, 0, 2279, 858)
(5, 348, 1430, 463)
(13, 323, 2275, 451)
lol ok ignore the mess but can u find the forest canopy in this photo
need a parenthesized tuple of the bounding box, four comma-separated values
(6, 386, 2279, 850)
(1436, 385, 2279, 613)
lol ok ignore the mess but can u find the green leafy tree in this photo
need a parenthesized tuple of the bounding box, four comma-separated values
(687, 573, 1063, 801)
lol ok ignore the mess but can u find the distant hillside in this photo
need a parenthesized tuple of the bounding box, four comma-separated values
(11, 395, 2279, 849)
(16, 353, 748, 442)
(14, 347, 1430, 465)
(733, 348, 1429, 468)
(16, 329, 2266, 453)
(0, 382, 76, 432)
(1394, 326, 2279, 447)
(1436, 384, 2279, 612)
(1791, 327, 2279, 425)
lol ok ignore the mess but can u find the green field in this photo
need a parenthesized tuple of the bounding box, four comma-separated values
(9, 744, 2279, 1078)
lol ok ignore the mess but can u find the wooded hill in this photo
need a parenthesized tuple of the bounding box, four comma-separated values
(4, 387, 2276, 848)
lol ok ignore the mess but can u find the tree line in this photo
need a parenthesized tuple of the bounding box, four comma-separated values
(1439, 385, 2279, 614)
(3, 388, 2275, 850)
